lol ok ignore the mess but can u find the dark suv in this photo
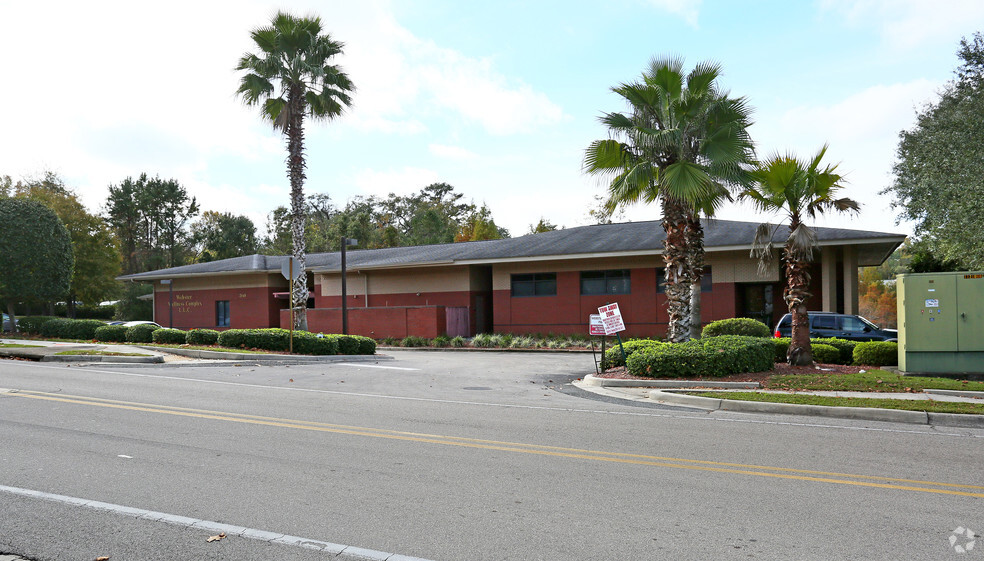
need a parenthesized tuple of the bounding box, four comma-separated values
(773, 312, 897, 342)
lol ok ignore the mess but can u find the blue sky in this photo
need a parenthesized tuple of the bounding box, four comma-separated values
(2, 0, 983, 240)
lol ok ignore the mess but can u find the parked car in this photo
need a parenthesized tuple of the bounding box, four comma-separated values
(773, 312, 897, 342)
(121, 321, 162, 328)
(2, 313, 17, 332)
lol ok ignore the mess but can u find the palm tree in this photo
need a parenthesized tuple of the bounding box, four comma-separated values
(236, 11, 354, 330)
(583, 56, 754, 342)
(741, 145, 858, 365)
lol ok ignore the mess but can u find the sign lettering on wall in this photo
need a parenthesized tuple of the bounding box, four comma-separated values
(170, 294, 203, 313)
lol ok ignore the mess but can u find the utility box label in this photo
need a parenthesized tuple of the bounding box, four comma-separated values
(925, 299, 940, 308)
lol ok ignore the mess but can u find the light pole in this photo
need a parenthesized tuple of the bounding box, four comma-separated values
(341, 237, 358, 335)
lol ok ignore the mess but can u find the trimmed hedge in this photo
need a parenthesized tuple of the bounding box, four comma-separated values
(626, 335, 774, 378)
(773, 337, 856, 365)
(94, 325, 128, 342)
(153, 328, 187, 344)
(186, 329, 219, 345)
(39, 318, 106, 340)
(17, 316, 57, 334)
(701, 317, 771, 339)
(603, 339, 664, 368)
(811, 344, 841, 364)
(126, 323, 161, 343)
(292, 331, 339, 355)
(854, 341, 899, 366)
(213, 328, 372, 355)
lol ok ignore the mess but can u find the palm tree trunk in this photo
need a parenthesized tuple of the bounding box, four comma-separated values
(286, 88, 308, 331)
(663, 197, 692, 343)
(686, 212, 704, 339)
(784, 219, 813, 365)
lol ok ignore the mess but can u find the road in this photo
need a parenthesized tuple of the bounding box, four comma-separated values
(1, 350, 982, 560)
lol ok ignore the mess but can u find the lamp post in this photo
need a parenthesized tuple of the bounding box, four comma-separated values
(341, 237, 358, 335)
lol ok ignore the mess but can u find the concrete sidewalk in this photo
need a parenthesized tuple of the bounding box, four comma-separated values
(575, 374, 984, 428)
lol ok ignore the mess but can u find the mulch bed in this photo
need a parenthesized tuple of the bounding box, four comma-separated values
(596, 362, 872, 384)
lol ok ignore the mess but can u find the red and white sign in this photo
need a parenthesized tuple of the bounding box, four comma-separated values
(597, 303, 626, 335)
(588, 314, 606, 336)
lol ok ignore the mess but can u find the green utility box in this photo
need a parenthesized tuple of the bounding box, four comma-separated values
(897, 271, 984, 374)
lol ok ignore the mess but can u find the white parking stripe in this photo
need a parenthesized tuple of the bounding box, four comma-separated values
(0, 484, 434, 561)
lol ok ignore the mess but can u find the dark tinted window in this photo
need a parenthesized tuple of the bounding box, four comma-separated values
(216, 300, 230, 327)
(842, 316, 866, 332)
(581, 270, 630, 295)
(813, 315, 837, 330)
(511, 273, 557, 297)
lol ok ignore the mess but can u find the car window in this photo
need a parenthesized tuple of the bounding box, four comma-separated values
(813, 315, 837, 330)
(842, 316, 866, 332)
(778, 316, 791, 327)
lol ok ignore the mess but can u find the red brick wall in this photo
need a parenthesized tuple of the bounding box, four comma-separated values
(286, 306, 447, 339)
(154, 286, 283, 330)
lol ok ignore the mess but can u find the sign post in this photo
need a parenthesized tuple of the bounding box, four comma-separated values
(281, 257, 300, 353)
(598, 302, 627, 367)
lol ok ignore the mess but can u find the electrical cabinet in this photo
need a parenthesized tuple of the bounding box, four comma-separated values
(897, 271, 984, 374)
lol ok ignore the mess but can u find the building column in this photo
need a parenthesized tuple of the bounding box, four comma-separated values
(842, 245, 858, 314)
(821, 246, 837, 312)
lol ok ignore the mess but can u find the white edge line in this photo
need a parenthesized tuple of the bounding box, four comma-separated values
(0, 484, 435, 561)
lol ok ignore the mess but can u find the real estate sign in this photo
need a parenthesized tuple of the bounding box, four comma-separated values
(597, 303, 625, 335)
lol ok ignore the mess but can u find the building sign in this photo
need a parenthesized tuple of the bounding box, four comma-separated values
(597, 303, 626, 335)
(170, 294, 203, 313)
(925, 299, 940, 308)
(588, 314, 606, 336)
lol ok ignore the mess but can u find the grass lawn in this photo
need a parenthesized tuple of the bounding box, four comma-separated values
(765, 370, 984, 393)
(143, 343, 275, 355)
(692, 391, 984, 415)
(0, 343, 42, 348)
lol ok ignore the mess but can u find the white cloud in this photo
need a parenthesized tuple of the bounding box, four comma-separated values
(644, 0, 702, 27)
(818, 0, 984, 49)
(428, 144, 479, 160)
(353, 167, 442, 197)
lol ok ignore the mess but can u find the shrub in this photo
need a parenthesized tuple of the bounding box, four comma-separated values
(432, 335, 451, 347)
(186, 329, 219, 345)
(853, 341, 899, 366)
(354, 335, 376, 355)
(450, 336, 465, 348)
(321, 334, 361, 354)
(16, 316, 56, 334)
(38, 318, 105, 340)
(292, 332, 338, 355)
(510, 336, 537, 348)
(380, 337, 398, 347)
(40, 318, 74, 338)
(625, 336, 773, 378)
(773, 337, 791, 362)
(217, 329, 249, 348)
(701, 317, 771, 338)
(471, 333, 495, 348)
(811, 343, 841, 364)
(94, 325, 128, 342)
(603, 339, 664, 368)
(812, 337, 857, 365)
(126, 323, 161, 343)
(400, 335, 427, 348)
(152, 328, 187, 344)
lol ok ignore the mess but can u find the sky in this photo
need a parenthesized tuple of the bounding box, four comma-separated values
(2, 0, 983, 242)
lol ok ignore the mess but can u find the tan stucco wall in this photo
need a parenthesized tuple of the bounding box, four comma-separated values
(317, 266, 472, 296)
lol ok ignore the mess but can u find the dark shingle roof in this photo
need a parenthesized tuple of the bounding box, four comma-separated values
(119, 218, 905, 280)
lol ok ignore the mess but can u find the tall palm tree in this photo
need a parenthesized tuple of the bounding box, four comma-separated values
(742, 145, 858, 365)
(236, 11, 354, 330)
(584, 56, 754, 342)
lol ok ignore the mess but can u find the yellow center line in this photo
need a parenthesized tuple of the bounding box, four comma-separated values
(4, 389, 982, 498)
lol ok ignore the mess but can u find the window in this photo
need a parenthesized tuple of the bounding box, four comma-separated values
(216, 300, 230, 327)
(511, 273, 557, 297)
(657, 266, 712, 293)
(812, 315, 837, 330)
(580, 270, 630, 295)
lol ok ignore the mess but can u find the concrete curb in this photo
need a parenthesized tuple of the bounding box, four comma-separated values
(137, 346, 391, 363)
(376, 346, 594, 353)
(40, 354, 164, 364)
(648, 390, 984, 427)
(581, 374, 760, 389)
(924, 388, 984, 399)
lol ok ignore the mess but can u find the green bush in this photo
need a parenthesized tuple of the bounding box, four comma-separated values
(603, 339, 664, 368)
(152, 328, 187, 344)
(773, 337, 791, 362)
(16, 316, 56, 334)
(450, 336, 465, 348)
(38, 318, 105, 340)
(94, 325, 128, 342)
(432, 335, 451, 347)
(853, 341, 899, 366)
(292, 332, 338, 355)
(126, 323, 161, 343)
(186, 329, 219, 345)
(54, 303, 115, 320)
(701, 317, 771, 338)
(625, 336, 773, 378)
(812, 337, 857, 365)
(217, 329, 249, 348)
(380, 337, 398, 347)
(811, 344, 841, 364)
(318, 334, 361, 354)
(354, 335, 376, 355)
(401, 335, 427, 348)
